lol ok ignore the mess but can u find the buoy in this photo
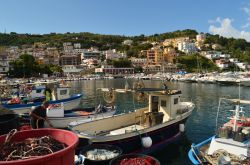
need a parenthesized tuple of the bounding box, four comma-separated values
(179, 124, 185, 132)
(141, 136, 152, 148)
(31, 106, 36, 111)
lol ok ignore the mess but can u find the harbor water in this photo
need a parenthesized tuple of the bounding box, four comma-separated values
(67, 79, 250, 165)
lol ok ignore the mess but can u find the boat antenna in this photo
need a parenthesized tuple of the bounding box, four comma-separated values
(238, 81, 241, 102)
(215, 98, 222, 133)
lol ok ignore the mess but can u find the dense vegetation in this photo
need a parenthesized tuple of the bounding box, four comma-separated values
(176, 54, 219, 73)
(9, 54, 62, 78)
(0, 29, 197, 50)
(204, 34, 250, 63)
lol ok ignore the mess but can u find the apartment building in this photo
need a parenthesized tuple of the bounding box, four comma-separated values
(177, 41, 197, 54)
(60, 54, 81, 66)
(163, 47, 177, 63)
(146, 48, 163, 65)
(0, 51, 9, 74)
(105, 49, 126, 60)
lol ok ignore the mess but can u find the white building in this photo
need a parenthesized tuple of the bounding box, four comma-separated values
(229, 58, 238, 63)
(201, 51, 221, 59)
(235, 62, 248, 70)
(105, 49, 126, 60)
(74, 43, 81, 49)
(81, 50, 101, 60)
(177, 41, 197, 54)
(220, 54, 231, 58)
(62, 65, 86, 75)
(130, 57, 147, 67)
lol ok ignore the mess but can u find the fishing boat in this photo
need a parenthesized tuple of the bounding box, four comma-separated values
(69, 87, 195, 154)
(19, 103, 116, 128)
(188, 98, 250, 165)
(1, 85, 82, 114)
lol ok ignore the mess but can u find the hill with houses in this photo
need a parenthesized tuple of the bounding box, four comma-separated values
(0, 29, 250, 77)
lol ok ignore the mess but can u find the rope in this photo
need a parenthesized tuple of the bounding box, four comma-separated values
(5, 129, 17, 143)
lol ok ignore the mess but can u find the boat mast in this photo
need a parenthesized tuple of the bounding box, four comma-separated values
(233, 82, 241, 132)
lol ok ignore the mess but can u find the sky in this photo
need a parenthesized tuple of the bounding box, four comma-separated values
(1, 0, 250, 41)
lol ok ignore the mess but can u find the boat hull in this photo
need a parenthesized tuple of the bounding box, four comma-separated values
(77, 117, 188, 154)
(46, 109, 116, 128)
(188, 136, 213, 165)
(2, 94, 82, 114)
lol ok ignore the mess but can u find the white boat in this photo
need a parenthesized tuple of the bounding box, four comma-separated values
(70, 87, 195, 154)
(20, 104, 116, 128)
(189, 98, 250, 165)
(2, 85, 82, 114)
(239, 77, 250, 86)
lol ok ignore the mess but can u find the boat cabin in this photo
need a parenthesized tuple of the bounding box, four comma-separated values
(148, 90, 183, 123)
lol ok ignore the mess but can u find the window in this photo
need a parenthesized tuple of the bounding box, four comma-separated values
(161, 100, 166, 107)
(60, 89, 68, 95)
(36, 89, 42, 93)
(174, 98, 178, 104)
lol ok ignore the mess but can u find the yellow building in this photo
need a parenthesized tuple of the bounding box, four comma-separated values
(146, 48, 163, 65)
(163, 47, 176, 64)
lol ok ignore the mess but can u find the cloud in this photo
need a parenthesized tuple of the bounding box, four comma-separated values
(241, 4, 250, 29)
(209, 17, 250, 41)
(242, 4, 250, 16)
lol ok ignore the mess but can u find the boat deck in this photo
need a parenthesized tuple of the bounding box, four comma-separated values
(109, 124, 146, 135)
(198, 144, 250, 165)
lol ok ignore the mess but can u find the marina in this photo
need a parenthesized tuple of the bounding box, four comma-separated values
(1, 77, 250, 164)
(66, 78, 250, 164)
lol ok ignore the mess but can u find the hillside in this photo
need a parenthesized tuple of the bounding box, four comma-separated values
(1, 29, 250, 73)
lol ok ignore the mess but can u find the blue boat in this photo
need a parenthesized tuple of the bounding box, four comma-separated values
(188, 98, 250, 165)
(2, 85, 83, 114)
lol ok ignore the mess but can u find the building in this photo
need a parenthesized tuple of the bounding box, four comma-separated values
(32, 48, 45, 58)
(60, 55, 81, 66)
(105, 49, 126, 60)
(62, 65, 86, 75)
(74, 43, 81, 49)
(196, 33, 206, 43)
(45, 47, 60, 65)
(6, 46, 20, 61)
(163, 37, 190, 48)
(235, 62, 248, 70)
(163, 47, 177, 63)
(82, 50, 101, 60)
(201, 51, 222, 60)
(220, 54, 230, 59)
(95, 66, 134, 75)
(130, 57, 147, 67)
(215, 59, 229, 69)
(146, 48, 163, 65)
(140, 50, 147, 58)
(142, 63, 177, 74)
(0, 51, 9, 75)
(177, 41, 197, 54)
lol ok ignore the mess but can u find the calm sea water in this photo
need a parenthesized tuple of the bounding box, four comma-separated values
(67, 79, 250, 165)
